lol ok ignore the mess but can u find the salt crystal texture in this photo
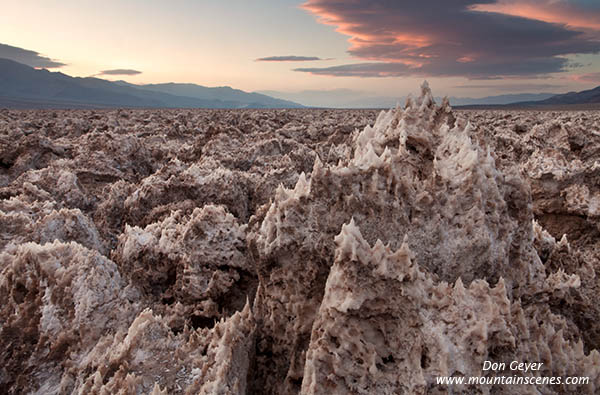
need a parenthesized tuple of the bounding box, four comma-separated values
(0, 84, 599, 394)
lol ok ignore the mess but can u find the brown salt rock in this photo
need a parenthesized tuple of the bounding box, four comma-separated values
(79, 302, 255, 395)
(124, 159, 251, 226)
(469, 112, 600, 351)
(32, 208, 105, 254)
(532, 220, 600, 352)
(248, 82, 545, 394)
(114, 204, 255, 324)
(0, 186, 104, 254)
(1, 97, 599, 394)
(0, 239, 256, 394)
(93, 179, 137, 248)
(301, 220, 599, 394)
(0, 196, 56, 251)
(0, 132, 70, 184)
(0, 241, 140, 394)
(467, 111, 600, 246)
(3, 166, 92, 211)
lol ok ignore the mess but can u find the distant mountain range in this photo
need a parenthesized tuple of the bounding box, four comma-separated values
(258, 90, 559, 108)
(260, 87, 600, 109)
(513, 85, 600, 106)
(455, 86, 600, 109)
(450, 93, 556, 106)
(257, 89, 400, 109)
(1, 57, 599, 109)
(0, 58, 303, 109)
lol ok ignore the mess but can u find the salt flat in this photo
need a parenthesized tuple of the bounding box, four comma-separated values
(1, 85, 599, 394)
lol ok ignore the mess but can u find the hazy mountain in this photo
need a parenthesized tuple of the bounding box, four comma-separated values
(526, 86, 600, 105)
(129, 83, 302, 108)
(458, 86, 600, 108)
(0, 58, 303, 109)
(448, 93, 555, 106)
(3, 57, 596, 110)
(257, 89, 401, 108)
(258, 89, 557, 108)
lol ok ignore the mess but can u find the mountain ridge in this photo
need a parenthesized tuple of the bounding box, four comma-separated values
(2, 57, 598, 109)
(257, 89, 558, 108)
(456, 85, 600, 109)
(0, 58, 304, 109)
(516, 85, 600, 106)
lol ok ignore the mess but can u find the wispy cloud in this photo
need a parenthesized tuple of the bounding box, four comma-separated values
(256, 55, 328, 62)
(0, 43, 66, 68)
(295, 62, 413, 78)
(98, 69, 142, 76)
(568, 72, 600, 83)
(470, 0, 600, 30)
(298, 0, 600, 79)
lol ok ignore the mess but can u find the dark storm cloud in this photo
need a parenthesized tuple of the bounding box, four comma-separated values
(256, 56, 325, 62)
(0, 43, 66, 68)
(298, 0, 600, 79)
(296, 57, 570, 79)
(98, 69, 142, 76)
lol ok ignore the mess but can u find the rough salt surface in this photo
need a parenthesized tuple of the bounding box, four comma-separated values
(1, 85, 599, 394)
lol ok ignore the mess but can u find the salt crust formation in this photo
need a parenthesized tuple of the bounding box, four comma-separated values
(248, 83, 599, 394)
(1, 84, 599, 394)
(467, 110, 600, 350)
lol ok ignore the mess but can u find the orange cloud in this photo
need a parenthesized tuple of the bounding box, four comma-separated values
(301, 1, 432, 62)
(298, 0, 600, 79)
(457, 56, 476, 63)
(567, 72, 600, 82)
(470, 0, 600, 31)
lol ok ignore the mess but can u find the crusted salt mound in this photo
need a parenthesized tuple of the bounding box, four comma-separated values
(521, 125, 600, 224)
(2, 167, 93, 211)
(253, 83, 542, 290)
(469, 111, 600, 351)
(0, 195, 55, 250)
(302, 220, 599, 394)
(80, 302, 255, 395)
(531, 219, 600, 352)
(0, 187, 104, 253)
(0, 240, 256, 394)
(248, 82, 550, 393)
(1, 91, 599, 394)
(0, 131, 71, 185)
(468, 111, 600, 246)
(0, 241, 140, 393)
(114, 204, 255, 327)
(0, 107, 378, 393)
(124, 159, 251, 226)
(32, 208, 105, 253)
(93, 179, 137, 248)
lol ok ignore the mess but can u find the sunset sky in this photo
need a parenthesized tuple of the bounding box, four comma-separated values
(1, 0, 600, 103)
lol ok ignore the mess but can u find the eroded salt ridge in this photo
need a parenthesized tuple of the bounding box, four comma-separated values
(248, 82, 598, 394)
(1, 84, 599, 394)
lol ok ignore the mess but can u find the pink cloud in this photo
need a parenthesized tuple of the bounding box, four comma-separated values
(298, 0, 600, 78)
(470, 0, 600, 31)
(568, 72, 600, 83)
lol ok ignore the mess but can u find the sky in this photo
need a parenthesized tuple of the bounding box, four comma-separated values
(1, 0, 600, 105)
